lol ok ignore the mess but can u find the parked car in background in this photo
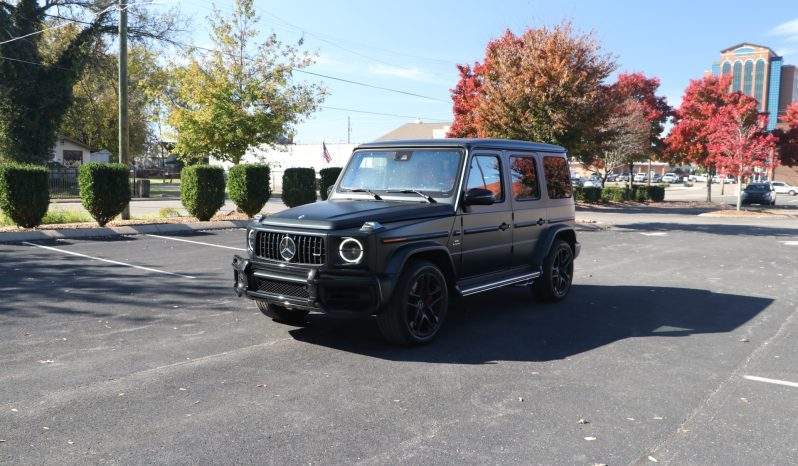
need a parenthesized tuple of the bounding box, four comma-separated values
(606, 173, 619, 182)
(651, 174, 662, 183)
(741, 182, 776, 206)
(661, 172, 681, 183)
(582, 176, 603, 188)
(771, 181, 798, 196)
(633, 173, 647, 183)
(616, 173, 630, 182)
(692, 174, 708, 182)
(571, 175, 583, 187)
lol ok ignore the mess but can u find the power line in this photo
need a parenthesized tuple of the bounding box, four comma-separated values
(319, 105, 450, 122)
(295, 69, 447, 102)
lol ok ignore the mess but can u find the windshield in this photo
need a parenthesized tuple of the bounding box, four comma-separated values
(745, 184, 769, 192)
(338, 149, 463, 196)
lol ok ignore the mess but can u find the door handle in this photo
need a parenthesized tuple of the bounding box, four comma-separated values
(499, 222, 510, 231)
(536, 218, 546, 226)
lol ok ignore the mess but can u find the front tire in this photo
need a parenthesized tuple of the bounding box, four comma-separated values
(255, 299, 309, 324)
(789, 190, 796, 196)
(377, 260, 449, 345)
(533, 240, 574, 302)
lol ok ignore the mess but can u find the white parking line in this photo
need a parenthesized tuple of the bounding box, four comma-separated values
(640, 232, 668, 236)
(22, 242, 197, 279)
(145, 234, 245, 251)
(743, 375, 798, 388)
(780, 241, 798, 246)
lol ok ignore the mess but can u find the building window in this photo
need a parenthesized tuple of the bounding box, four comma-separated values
(732, 61, 742, 92)
(754, 60, 765, 108)
(743, 61, 753, 96)
(63, 150, 83, 167)
(721, 62, 731, 76)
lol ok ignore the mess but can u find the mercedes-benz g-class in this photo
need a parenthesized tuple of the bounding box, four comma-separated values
(232, 139, 580, 345)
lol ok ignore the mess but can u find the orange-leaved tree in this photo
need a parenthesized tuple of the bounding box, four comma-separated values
(447, 22, 616, 166)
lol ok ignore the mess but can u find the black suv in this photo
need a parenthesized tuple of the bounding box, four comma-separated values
(232, 139, 580, 345)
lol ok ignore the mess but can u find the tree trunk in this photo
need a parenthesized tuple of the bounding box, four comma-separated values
(705, 166, 713, 203)
(628, 162, 634, 199)
(736, 174, 742, 211)
(647, 158, 652, 187)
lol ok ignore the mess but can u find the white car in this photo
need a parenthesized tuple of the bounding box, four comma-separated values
(692, 174, 708, 182)
(633, 173, 647, 183)
(661, 173, 680, 183)
(582, 177, 603, 188)
(771, 181, 798, 196)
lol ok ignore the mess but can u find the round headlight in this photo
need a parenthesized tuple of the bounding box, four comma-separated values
(338, 237, 364, 264)
(247, 229, 257, 252)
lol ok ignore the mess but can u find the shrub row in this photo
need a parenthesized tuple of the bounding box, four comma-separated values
(575, 184, 666, 204)
(0, 161, 341, 228)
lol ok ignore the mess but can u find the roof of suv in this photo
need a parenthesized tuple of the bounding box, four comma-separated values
(355, 138, 566, 153)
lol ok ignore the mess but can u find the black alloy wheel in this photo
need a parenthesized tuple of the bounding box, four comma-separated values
(405, 270, 447, 340)
(533, 239, 574, 302)
(377, 260, 449, 345)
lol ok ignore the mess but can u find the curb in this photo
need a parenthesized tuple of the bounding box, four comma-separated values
(0, 220, 250, 243)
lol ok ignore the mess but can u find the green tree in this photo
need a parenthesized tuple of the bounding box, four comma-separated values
(40, 24, 168, 162)
(168, 0, 325, 165)
(0, 0, 179, 164)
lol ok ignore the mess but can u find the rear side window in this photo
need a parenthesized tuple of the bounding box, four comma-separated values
(466, 155, 504, 201)
(543, 155, 572, 199)
(510, 156, 540, 200)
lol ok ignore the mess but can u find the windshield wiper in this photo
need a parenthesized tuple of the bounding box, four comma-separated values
(386, 189, 437, 203)
(344, 188, 382, 200)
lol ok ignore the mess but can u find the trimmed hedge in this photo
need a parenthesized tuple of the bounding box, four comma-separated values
(228, 164, 270, 217)
(573, 186, 602, 203)
(282, 168, 317, 207)
(0, 163, 49, 228)
(78, 163, 130, 226)
(318, 167, 342, 200)
(600, 186, 628, 202)
(642, 185, 665, 202)
(181, 165, 225, 221)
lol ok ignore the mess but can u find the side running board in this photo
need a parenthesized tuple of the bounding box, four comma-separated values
(459, 271, 541, 297)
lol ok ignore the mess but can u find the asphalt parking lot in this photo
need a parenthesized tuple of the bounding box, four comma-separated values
(1, 224, 797, 464)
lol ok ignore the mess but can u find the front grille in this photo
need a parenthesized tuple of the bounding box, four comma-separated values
(255, 277, 310, 299)
(255, 231, 326, 265)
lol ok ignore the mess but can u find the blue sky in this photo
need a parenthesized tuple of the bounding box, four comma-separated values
(161, 0, 798, 144)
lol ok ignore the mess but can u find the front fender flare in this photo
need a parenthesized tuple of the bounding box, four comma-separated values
(379, 241, 455, 304)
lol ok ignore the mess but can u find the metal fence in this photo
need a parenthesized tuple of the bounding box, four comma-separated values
(48, 167, 80, 199)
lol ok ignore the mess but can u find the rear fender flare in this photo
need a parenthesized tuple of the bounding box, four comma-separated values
(532, 225, 576, 266)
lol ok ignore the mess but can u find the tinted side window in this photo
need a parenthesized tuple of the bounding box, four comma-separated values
(510, 156, 540, 201)
(543, 155, 572, 199)
(466, 155, 503, 201)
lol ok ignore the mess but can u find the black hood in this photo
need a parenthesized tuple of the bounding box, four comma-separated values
(258, 199, 454, 230)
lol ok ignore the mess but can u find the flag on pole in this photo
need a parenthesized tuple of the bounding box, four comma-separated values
(322, 142, 332, 163)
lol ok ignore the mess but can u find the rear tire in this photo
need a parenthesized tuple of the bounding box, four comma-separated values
(377, 260, 448, 345)
(533, 240, 574, 302)
(255, 299, 309, 324)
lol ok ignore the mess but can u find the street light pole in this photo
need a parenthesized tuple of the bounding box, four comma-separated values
(119, 0, 130, 219)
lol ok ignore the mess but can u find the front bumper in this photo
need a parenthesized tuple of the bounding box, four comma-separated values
(232, 256, 385, 317)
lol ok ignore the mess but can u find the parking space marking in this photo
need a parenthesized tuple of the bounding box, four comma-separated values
(743, 375, 798, 388)
(145, 234, 246, 251)
(22, 242, 197, 279)
(780, 241, 798, 246)
(639, 232, 668, 236)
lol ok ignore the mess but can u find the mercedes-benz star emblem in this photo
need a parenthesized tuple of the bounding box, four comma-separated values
(279, 236, 296, 261)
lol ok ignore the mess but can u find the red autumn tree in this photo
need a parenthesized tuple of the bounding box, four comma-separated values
(447, 63, 486, 138)
(774, 102, 798, 167)
(707, 94, 777, 210)
(665, 75, 734, 202)
(606, 73, 672, 188)
(447, 22, 616, 166)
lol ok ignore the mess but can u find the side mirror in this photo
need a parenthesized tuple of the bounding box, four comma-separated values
(463, 187, 495, 206)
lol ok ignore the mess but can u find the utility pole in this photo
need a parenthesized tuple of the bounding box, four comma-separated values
(119, 0, 130, 219)
(347, 116, 351, 144)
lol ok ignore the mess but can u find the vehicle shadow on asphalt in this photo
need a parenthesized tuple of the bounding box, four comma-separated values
(613, 222, 798, 237)
(288, 285, 772, 363)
